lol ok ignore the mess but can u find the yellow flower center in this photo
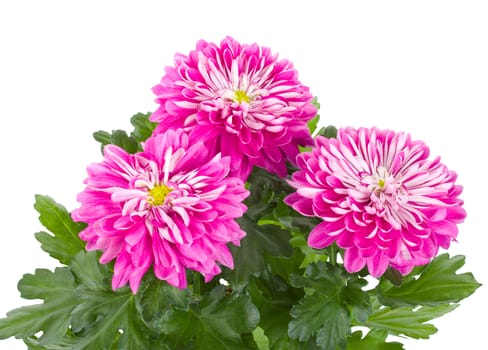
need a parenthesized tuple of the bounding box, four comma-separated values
(378, 178, 385, 189)
(148, 184, 172, 206)
(234, 90, 251, 104)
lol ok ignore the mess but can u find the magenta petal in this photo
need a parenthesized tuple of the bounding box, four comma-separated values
(308, 222, 338, 249)
(344, 247, 366, 273)
(284, 126, 465, 278)
(150, 36, 316, 179)
(366, 251, 389, 277)
(73, 128, 249, 293)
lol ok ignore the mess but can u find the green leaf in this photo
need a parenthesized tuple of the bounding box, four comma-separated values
(92, 130, 112, 148)
(346, 330, 405, 350)
(65, 290, 149, 350)
(342, 276, 372, 323)
(33, 195, 86, 265)
(379, 254, 481, 307)
(93, 112, 156, 154)
(229, 215, 293, 289)
(161, 286, 260, 349)
(316, 125, 337, 139)
(69, 251, 109, 290)
(0, 268, 78, 345)
(130, 112, 157, 144)
(247, 270, 315, 350)
(307, 97, 321, 135)
(289, 294, 350, 350)
(363, 303, 458, 339)
(252, 327, 269, 350)
(110, 130, 139, 154)
(288, 263, 351, 350)
(93, 129, 139, 154)
(62, 251, 153, 349)
(135, 272, 192, 331)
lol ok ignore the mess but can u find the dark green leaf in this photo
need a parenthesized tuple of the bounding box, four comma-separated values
(135, 272, 192, 330)
(267, 248, 305, 284)
(342, 276, 371, 323)
(0, 268, 78, 345)
(33, 195, 86, 265)
(229, 215, 293, 289)
(289, 294, 350, 350)
(58, 251, 153, 349)
(110, 130, 139, 154)
(289, 262, 344, 291)
(346, 330, 405, 350)
(130, 112, 157, 143)
(65, 290, 149, 350)
(247, 272, 313, 350)
(288, 263, 351, 350)
(161, 286, 260, 349)
(93, 129, 139, 154)
(379, 254, 481, 307)
(316, 125, 337, 139)
(93, 112, 155, 154)
(92, 130, 112, 148)
(363, 303, 458, 339)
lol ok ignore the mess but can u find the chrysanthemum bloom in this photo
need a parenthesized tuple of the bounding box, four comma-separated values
(150, 36, 317, 180)
(285, 127, 466, 276)
(72, 129, 249, 293)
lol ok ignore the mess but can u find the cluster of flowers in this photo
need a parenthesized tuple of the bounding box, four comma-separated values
(72, 37, 465, 294)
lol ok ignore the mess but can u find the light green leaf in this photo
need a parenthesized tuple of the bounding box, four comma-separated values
(307, 97, 321, 135)
(0, 268, 78, 345)
(346, 330, 405, 350)
(379, 253, 481, 307)
(363, 304, 458, 339)
(33, 195, 86, 265)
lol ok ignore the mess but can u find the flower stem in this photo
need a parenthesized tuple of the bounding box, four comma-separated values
(329, 244, 337, 265)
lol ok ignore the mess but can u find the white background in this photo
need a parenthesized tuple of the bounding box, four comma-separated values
(1, 1, 487, 349)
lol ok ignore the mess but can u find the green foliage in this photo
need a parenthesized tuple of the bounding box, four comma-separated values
(33, 195, 86, 265)
(316, 125, 337, 139)
(346, 330, 405, 350)
(158, 286, 260, 349)
(288, 263, 370, 350)
(307, 97, 321, 135)
(378, 253, 481, 307)
(93, 112, 156, 153)
(0, 267, 78, 344)
(226, 167, 295, 290)
(0, 106, 482, 349)
(363, 303, 458, 339)
(130, 112, 158, 144)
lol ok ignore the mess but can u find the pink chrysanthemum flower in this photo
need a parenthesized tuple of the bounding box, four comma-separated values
(150, 36, 317, 180)
(72, 129, 249, 293)
(285, 127, 466, 277)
